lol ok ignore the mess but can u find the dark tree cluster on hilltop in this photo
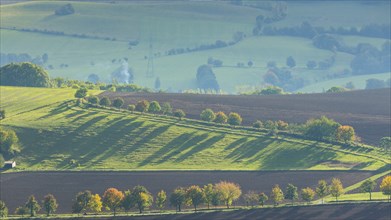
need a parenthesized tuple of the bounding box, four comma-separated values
(0, 63, 51, 87)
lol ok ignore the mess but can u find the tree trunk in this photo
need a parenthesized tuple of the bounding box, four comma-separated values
(178, 204, 181, 212)
(369, 192, 372, 201)
(207, 203, 210, 209)
(226, 200, 230, 209)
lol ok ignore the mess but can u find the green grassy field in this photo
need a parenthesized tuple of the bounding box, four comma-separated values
(0, 86, 389, 171)
(1, 1, 389, 93)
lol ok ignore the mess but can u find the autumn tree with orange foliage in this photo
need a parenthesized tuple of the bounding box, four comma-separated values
(336, 125, 355, 143)
(102, 188, 124, 216)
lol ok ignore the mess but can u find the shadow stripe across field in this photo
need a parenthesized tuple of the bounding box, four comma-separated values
(0, 171, 374, 213)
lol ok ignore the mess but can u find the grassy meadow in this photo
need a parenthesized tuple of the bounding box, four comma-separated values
(0, 86, 389, 171)
(1, 1, 390, 93)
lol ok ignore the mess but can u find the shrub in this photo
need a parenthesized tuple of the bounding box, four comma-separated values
(200, 109, 216, 122)
(112, 98, 124, 109)
(214, 112, 228, 124)
(173, 109, 185, 119)
(74, 87, 88, 98)
(253, 120, 264, 128)
(127, 104, 135, 112)
(148, 101, 161, 113)
(87, 96, 99, 104)
(228, 112, 242, 126)
(99, 97, 111, 107)
(136, 100, 150, 112)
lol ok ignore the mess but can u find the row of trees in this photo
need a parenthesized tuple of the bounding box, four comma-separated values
(200, 109, 242, 126)
(2, 176, 390, 218)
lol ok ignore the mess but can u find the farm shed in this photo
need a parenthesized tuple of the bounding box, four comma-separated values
(4, 161, 16, 169)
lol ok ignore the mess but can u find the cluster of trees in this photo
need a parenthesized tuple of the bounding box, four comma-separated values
(0, 52, 48, 66)
(3, 176, 390, 218)
(200, 109, 242, 126)
(0, 194, 58, 217)
(350, 41, 390, 75)
(251, 2, 288, 35)
(54, 3, 75, 16)
(243, 86, 284, 96)
(365, 78, 391, 90)
(304, 116, 356, 143)
(196, 65, 220, 91)
(0, 63, 51, 87)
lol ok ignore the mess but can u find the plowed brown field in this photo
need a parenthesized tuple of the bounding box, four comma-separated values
(101, 88, 391, 145)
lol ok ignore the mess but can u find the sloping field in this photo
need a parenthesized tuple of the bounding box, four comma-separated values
(1, 86, 388, 171)
(101, 88, 391, 144)
(0, 171, 375, 213)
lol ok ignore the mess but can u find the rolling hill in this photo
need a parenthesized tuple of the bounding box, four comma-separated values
(0, 86, 389, 171)
(1, 1, 390, 93)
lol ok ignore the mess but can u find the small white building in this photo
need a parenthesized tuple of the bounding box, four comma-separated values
(4, 161, 16, 169)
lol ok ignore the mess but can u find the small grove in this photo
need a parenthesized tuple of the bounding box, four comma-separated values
(76, 88, 391, 151)
(1, 176, 390, 218)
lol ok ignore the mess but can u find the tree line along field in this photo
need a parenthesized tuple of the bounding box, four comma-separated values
(1, 1, 390, 93)
(0, 86, 389, 171)
(100, 88, 391, 145)
(0, 170, 379, 214)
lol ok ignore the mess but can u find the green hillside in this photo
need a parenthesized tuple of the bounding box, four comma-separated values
(0, 86, 388, 171)
(1, 1, 389, 93)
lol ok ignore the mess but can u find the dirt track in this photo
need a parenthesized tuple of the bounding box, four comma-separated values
(0, 171, 375, 214)
(101, 88, 391, 144)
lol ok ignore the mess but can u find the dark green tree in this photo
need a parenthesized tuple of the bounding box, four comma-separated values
(113, 98, 124, 109)
(173, 109, 185, 119)
(360, 179, 376, 200)
(87, 96, 99, 104)
(285, 183, 298, 205)
(74, 87, 88, 98)
(0, 109, 5, 120)
(0, 62, 51, 87)
(72, 190, 92, 214)
(286, 56, 296, 68)
(305, 116, 341, 141)
(99, 97, 111, 107)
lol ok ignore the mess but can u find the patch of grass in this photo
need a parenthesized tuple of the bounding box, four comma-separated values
(0, 86, 388, 171)
(325, 192, 389, 202)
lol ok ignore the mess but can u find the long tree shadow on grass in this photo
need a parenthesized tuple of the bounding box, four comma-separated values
(65, 117, 142, 168)
(225, 137, 273, 163)
(37, 101, 73, 120)
(137, 132, 196, 167)
(259, 143, 337, 170)
(93, 124, 172, 166)
(174, 134, 226, 162)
